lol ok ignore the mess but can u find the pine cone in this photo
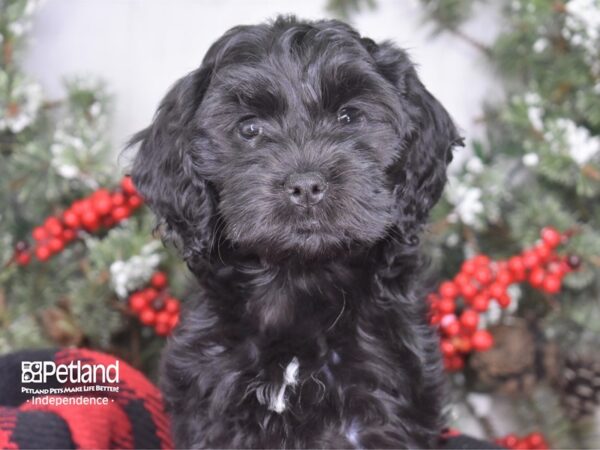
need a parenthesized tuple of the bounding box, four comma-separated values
(469, 321, 539, 394)
(559, 354, 600, 420)
(40, 306, 83, 347)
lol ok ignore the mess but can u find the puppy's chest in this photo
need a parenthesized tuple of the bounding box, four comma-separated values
(248, 337, 392, 418)
(251, 348, 340, 415)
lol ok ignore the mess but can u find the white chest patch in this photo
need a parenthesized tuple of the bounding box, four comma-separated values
(345, 421, 362, 448)
(256, 357, 300, 414)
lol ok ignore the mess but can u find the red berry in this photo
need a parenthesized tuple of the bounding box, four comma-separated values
(496, 269, 513, 286)
(527, 433, 544, 448)
(44, 217, 63, 237)
(454, 273, 470, 287)
(508, 256, 525, 274)
(156, 311, 171, 326)
(522, 251, 540, 269)
(449, 355, 465, 371)
(139, 308, 156, 325)
(62, 228, 77, 242)
(442, 428, 461, 439)
(151, 271, 168, 289)
(496, 260, 509, 270)
(81, 210, 100, 231)
(528, 267, 546, 288)
(128, 292, 146, 312)
(473, 254, 491, 266)
(32, 226, 48, 241)
(92, 193, 112, 216)
(71, 200, 85, 216)
(165, 297, 180, 314)
(459, 309, 479, 331)
(128, 195, 143, 209)
(93, 188, 111, 198)
(541, 226, 562, 248)
(534, 243, 552, 261)
(16, 252, 31, 266)
(461, 260, 477, 275)
(121, 176, 137, 195)
(112, 206, 131, 222)
(472, 294, 490, 312)
(550, 261, 568, 276)
(35, 245, 51, 261)
(471, 330, 493, 351)
(542, 274, 561, 294)
(48, 237, 64, 253)
(143, 288, 159, 301)
(489, 282, 506, 299)
(154, 322, 171, 336)
(497, 293, 511, 308)
(169, 314, 179, 329)
(437, 298, 455, 315)
(77, 199, 94, 216)
(461, 282, 478, 300)
(63, 210, 80, 229)
(504, 434, 518, 448)
(439, 281, 459, 298)
(429, 314, 441, 325)
(453, 336, 472, 353)
(442, 320, 461, 337)
(112, 192, 126, 206)
(475, 266, 493, 285)
(440, 314, 456, 326)
(440, 339, 456, 357)
(515, 439, 531, 450)
(515, 270, 527, 282)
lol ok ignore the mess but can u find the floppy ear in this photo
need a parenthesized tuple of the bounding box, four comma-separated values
(129, 65, 215, 263)
(371, 41, 464, 245)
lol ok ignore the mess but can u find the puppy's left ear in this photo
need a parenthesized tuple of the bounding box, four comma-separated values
(369, 41, 464, 244)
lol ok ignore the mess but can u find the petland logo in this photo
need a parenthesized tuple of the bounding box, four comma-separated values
(21, 360, 119, 384)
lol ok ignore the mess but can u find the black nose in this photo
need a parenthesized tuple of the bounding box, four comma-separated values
(284, 172, 328, 207)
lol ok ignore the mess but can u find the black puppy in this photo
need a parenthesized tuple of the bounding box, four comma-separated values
(130, 16, 462, 449)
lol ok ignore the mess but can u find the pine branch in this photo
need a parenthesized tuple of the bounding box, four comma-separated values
(462, 393, 498, 440)
(447, 27, 492, 55)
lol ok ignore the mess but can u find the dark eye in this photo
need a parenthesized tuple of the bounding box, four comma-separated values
(238, 118, 263, 140)
(337, 107, 360, 125)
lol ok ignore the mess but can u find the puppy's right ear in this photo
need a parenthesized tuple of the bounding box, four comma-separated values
(129, 66, 214, 262)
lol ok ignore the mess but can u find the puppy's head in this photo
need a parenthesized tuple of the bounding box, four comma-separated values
(130, 17, 462, 264)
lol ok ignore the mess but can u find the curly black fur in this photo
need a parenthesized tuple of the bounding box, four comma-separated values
(130, 16, 462, 449)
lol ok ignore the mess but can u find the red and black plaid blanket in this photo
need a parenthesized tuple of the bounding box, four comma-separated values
(0, 348, 172, 449)
(0, 348, 500, 449)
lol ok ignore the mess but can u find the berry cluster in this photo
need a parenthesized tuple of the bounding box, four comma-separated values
(127, 271, 180, 336)
(495, 432, 549, 450)
(14, 176, 142, 264)
(429, 227, 581, 371)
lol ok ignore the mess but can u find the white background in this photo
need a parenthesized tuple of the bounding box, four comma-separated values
(23, 0, 502, 157)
